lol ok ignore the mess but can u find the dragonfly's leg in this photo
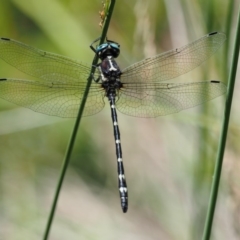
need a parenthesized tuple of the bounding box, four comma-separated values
(92, 74, 101, 83)
(106, 37, 119, 45)
(91, 64, 102, 83)
(90, 37, 101, 53)
(95, 64, 109, 82)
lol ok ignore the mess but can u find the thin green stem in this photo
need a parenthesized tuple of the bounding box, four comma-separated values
(42, 1, 116, 240)
(202, 4, 240, 240)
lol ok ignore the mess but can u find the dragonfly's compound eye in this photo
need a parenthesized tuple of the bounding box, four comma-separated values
(96, 43, 108, 53)
(110, 43, 120, 50)
(96, 42, 120, 59)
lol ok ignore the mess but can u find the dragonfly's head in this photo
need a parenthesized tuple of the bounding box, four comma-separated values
(96, 40, 120, 60)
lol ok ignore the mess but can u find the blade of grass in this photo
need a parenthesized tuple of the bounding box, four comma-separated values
(202, 4, 240, 240)
(42, 1, 116, 240)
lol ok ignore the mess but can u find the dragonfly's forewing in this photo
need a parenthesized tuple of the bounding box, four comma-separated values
(121, 32, 226, 83)
(0, 38, 93, 84)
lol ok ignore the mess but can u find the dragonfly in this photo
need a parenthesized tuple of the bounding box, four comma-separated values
(0, 32, 226, 213)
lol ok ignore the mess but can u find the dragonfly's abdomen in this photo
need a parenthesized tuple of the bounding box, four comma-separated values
(109, 95, 128, 213)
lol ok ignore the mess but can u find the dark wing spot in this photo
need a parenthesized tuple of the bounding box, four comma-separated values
(1, 37, 10, 41)
(209, 32, 218, 36)
(176, 48, 180, 53)
(41, 51, 47, 56)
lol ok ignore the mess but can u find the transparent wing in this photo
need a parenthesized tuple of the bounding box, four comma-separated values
(0, 37, 95, 83)
(121, 32, 226, 83)
(0, 78, 105, 117)
(116, 81, 226, 117)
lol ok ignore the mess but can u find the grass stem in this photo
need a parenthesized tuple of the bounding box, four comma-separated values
(42, 1, 116, 239)
(202, 4, 240, 240)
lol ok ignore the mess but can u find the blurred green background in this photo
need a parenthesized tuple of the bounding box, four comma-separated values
(0, 0, 239, 240)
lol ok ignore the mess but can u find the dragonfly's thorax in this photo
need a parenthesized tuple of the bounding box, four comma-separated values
(99, 56, 122, 98)
(99, 56, 122, 82)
